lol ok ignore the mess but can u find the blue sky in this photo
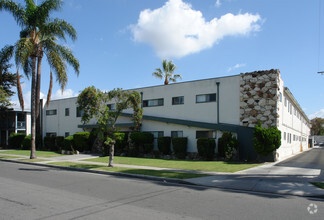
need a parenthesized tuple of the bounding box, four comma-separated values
(0, 0, 323, 118)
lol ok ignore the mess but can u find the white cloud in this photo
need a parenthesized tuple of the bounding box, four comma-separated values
(131, 0, 261, 58)
(51, 89, 78, 100)
(10, 89, 77, 110)
(309, 108, 324, 119)
(215, 0, 221, 7)
(10, 90, 45, 110)
(227, 63, 246, 72)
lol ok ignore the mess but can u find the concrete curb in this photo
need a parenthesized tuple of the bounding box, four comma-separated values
(1, 158, 324, 199)
(0, 158, 194, 186)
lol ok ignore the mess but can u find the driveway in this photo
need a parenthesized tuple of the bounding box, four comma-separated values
(186, 146, 324, 197)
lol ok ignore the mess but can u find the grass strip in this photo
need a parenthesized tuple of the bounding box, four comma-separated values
(0, 150, 62, 158)
(18, 158, 49, 162)
(0, 155, 22, 159)
(48, 162, 209, 179)
(310, 182, 324, 190)
(84, 156, 262, 173)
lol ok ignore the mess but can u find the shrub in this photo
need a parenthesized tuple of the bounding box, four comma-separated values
(114, 132, 127, 154)
(197, 138, 216, 161)
(8, 133, 25, 149)
(73, 132, 90, 152)
(44, 136, 56, 151)
(130, 132, 154, 153)
(63, 136, 74, 152)
(22, 135, 31, 150)
(55, 136, 65, 152)
(218, 132, 239, 161)
(253, 122, 281, 157)
(143, 143, 154, 153)
(88, 129, 98, 152)
(158, 136, 171, 155)
(172, 137, 187, 159)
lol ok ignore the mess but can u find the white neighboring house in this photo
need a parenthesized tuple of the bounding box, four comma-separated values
(0, 107, 31, 146)
(41, 69, 310, 161)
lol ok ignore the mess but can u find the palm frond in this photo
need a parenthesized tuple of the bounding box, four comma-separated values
(46, 49, 67, 90)
(0, 45, 14, 66)
(37, 0, 62, 24)
(56, 44, 79, 74)
(0, 0, 26, 26)
(173, 74, 182, 79)
(43, 19, 77, 41)
(46, 71, 53, 107)
(152, 68, 163, 79)
(14, 37, 34, 70)
(16, 69, 24, 112)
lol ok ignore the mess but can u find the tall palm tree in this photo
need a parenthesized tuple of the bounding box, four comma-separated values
(1, 0, 79, 159)
(152, 59, 182, 85)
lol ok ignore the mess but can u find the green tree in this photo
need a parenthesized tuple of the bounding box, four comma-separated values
(77, 87, 143, 167)
(153, 59, 182, 85)
(311, 117, 324, 135)
(0, 46, 16, 109)
(1, 0, 79, 159)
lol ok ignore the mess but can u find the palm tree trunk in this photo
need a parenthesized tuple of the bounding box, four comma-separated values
(30, 55, 37, 159)
(164, 77, 169, 85)
(36, 54, 43, 143)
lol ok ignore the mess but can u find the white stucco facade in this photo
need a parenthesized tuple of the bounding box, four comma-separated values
(41, 70, 310, 161)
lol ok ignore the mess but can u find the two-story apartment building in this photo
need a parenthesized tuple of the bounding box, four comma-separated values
(41, 69, 310, 161)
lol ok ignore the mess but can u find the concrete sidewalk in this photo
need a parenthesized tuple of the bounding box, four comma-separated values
(1, 150, 324, 198)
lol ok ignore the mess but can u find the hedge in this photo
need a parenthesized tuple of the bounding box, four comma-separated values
(114, 133, 127, 154)
(172, 137, 187, 159)
(73, 132, 90, 152)
(8, 133, 25, 149)
(130, 132, 154, 154)
(21, 135, 31, 150)
(44, 136, 56, 151)
(197, 138, 216, 160)
(158, 136, 171, 155)
(55, 136, 65, 152)
(63, 136, 74, 152)
(253, 123, 281, 157)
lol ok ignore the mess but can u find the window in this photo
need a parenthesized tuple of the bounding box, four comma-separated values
(171, 131, 183, 138)
(284, 132, 286, 140)
(65, 132, 70, 138)
(284, 97, 287, 107)
(46, 132, 56, 137)
(143, 98, 164, 107)
(279, 92, 282, 102)
(65, 108, 70, 116)
(196, 130, 216, 139)
(150, 131, 164, 139)
(46, 109, 57, 116)
(107, 104, 115, 111)
(76, 107, 84, 117)
(196, 93, 216, 103)
(172, 96, 184, 105)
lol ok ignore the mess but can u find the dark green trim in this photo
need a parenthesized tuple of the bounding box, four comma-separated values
(216, 82, 220, 124)
(78, 123, 134, 129)
(121, 113, 243, 132)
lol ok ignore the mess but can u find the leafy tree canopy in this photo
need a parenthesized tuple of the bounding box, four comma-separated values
(311, 117, 324, 135)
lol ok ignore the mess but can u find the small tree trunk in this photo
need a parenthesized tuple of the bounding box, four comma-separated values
(108, 143, 114, 167)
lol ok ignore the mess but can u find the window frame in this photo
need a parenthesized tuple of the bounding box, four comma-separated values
(65, 108, 70, 116)
(143, 98, 164, 107)
(196, 93, 216, 103)
(46, 109, 57, 116)
(172, 96, 184, 105)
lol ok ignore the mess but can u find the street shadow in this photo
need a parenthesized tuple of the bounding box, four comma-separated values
(19, 168, 49, 171)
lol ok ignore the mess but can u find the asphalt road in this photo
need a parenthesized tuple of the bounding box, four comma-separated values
(0, 161, 323, 220)
(276, 146, 324, 170)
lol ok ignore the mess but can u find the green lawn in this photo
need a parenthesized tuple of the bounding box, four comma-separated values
(0, 155, 22, 159)
(83, 156, 262, 173)
(0, 150, 62, 158)
(311, 182, 324, 190)
(48, 162, 209, 179)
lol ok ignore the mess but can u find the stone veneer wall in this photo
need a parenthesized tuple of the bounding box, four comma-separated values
(240, 69, 280, 128)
